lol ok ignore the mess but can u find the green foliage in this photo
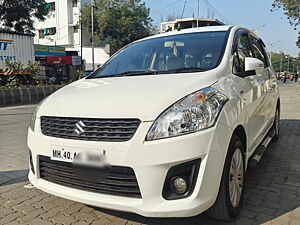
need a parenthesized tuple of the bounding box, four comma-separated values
(272, 0, 300, 48)
(0, 60, 48, 88)
(2, 60, 24, 88)
(28, 61, 49, 86)
(270, 52, 300, 73)
(0, 0, 48, 33)
(3, 60, 23, 75)
(75, 70, 84, 80)
(81, 0, 154, 51)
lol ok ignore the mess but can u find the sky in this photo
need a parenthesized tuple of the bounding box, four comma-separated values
(142, 0, 299, 57)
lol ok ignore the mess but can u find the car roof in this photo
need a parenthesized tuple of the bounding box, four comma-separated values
(140, 25, 233, 42)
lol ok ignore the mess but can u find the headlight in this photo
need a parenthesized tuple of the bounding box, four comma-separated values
(146, 87, 228, 141)
(29, 98, 47, 132)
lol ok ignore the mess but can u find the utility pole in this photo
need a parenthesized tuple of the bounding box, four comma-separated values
(91, 0, 95, 71)
(279, 52, 283, 74)
(80, 12, 83, 72)
(180, 1, 186, 20)
(287, 56, 290, 74)
(197, 0, 200, 27)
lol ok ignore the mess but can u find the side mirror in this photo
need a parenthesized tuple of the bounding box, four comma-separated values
(244, 57, 264, 75)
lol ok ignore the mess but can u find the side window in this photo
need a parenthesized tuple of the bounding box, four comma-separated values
(232, 32, 253, 74)
(250, 36, 268, 66)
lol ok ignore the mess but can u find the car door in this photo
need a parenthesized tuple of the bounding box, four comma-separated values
(249, 35, 274, 133)
(231, 29, 267, 153)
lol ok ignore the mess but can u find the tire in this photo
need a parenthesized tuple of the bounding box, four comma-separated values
(207, 135, 245, 221)
(272, 107, 280, 142)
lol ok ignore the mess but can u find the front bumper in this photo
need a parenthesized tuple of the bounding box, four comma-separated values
(28, 119, 231, 217)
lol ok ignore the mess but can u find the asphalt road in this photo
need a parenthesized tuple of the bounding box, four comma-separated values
(0, 82, 300, 225)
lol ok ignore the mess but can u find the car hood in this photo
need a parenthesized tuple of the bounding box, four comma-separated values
(38, 73, 217, 121)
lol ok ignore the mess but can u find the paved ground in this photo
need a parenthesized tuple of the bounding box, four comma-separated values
(0, 82, 300, 225)
(0, 105, 34, 185)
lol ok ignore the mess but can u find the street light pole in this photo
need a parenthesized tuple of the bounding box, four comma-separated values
(279, 52, 283, 74)
(287, 56, 290, 74)
(91, 0, 95, 71)
(80, 15, 83, 72)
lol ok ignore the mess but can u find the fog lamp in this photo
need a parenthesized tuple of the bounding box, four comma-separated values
(170, 177, 188, 194)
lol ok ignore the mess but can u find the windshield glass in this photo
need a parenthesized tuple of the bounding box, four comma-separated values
(90, 31, 228, 78)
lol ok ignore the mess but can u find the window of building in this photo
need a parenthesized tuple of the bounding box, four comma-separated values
(73, 26, 79, 33)
(39, 29, 45, 39)
(49, 27, 56, 35)
(72, 0, 78, 7)
(44, 27, 56, 36)
(45, 2, 55, 11)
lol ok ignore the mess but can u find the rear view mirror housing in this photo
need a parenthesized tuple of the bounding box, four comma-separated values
(243, 57, 264, 77)
(237, 57, 264, 77)
(245, 57, 264, 74)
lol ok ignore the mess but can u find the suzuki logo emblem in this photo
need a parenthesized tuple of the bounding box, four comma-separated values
(74, 121, 86, 135)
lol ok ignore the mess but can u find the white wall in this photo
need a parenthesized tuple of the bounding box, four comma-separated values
(33, 0, 90, 47)
(32, 0, 108, 72)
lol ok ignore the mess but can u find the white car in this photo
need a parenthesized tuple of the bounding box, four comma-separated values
(28, 25, 280, 221)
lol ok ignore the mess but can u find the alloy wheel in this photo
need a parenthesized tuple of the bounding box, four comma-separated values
(229, 148, 244, 208)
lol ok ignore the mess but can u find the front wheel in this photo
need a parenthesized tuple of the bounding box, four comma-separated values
(207, 135, 245, 221)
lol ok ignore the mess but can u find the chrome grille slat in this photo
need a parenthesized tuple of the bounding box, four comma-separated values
(41, 116, 141, 142)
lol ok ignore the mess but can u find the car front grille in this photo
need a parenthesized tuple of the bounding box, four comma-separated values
(40, 116, 141, 142)
(39, 156, 142, 198)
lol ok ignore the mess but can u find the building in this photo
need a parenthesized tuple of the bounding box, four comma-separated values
(34, 44, 83, 82)
(160, 18, 224, 33)
(33, 0, 109, 71)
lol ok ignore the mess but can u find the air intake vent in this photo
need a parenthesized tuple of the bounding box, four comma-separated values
(41, 116, 141, 142)
(39, 156, 142, 198)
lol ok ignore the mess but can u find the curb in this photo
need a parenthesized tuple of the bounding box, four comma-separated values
(0, 86, 62, 107)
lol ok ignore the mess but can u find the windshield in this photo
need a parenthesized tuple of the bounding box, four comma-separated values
(90, 31, 228, 78)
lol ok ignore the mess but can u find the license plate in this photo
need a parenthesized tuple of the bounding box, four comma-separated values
(50, 145, 108, 167)
(51, 146, 78, 163)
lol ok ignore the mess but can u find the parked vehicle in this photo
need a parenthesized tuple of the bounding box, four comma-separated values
(0, 30, 34, 70)
(28, 25, 280, 221)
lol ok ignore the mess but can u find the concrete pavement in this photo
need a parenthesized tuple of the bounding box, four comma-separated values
(0, 105, 36, 185)
(0, 82, 300, 225)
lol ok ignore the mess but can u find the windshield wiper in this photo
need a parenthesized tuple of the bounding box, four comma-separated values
(107, 70, 159, 77)
(162, 67, 208, 74)
(91, 67, 207, 79)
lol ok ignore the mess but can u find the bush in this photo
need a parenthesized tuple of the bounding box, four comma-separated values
(0, 60, 48, 88)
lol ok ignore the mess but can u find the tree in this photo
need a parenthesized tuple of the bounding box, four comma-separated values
(270, 52, 300, 73)
(0, 0, 48, 33)
(81, 0, 154, 52)
(272, 0, 300, 48)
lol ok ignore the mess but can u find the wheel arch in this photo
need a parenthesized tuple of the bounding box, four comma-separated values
(276, 98, 280, 109)
(232, 125, 247, 157)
